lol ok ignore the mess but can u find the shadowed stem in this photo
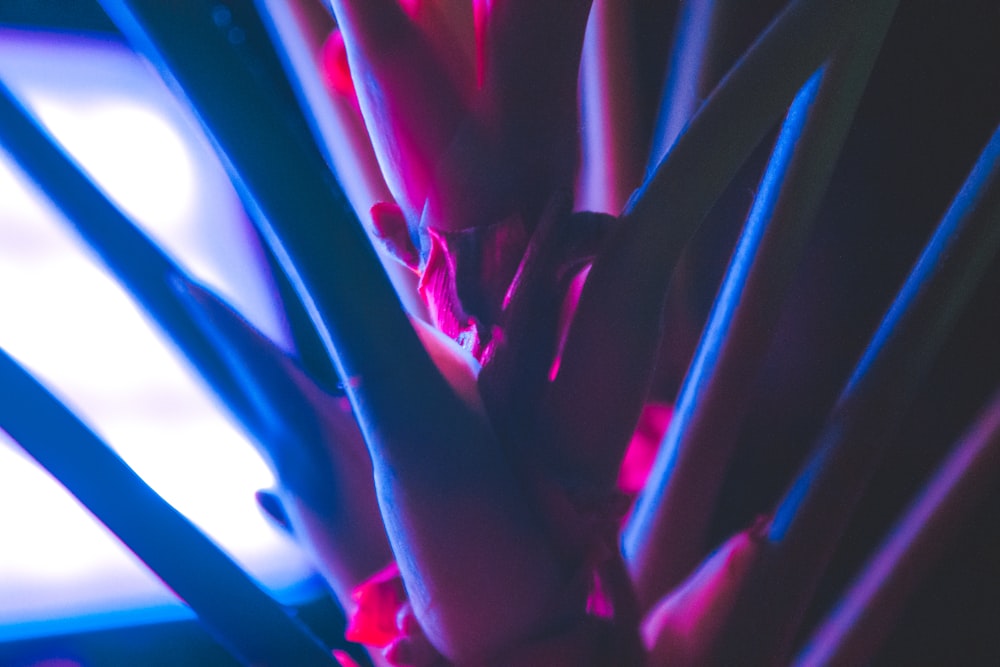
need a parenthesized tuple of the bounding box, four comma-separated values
(544, 0, 878, 489)
(714, 118, 1000, 665)
(0, 348, 340, 667)
(794, 387, 1000, 666)
(624, 0, 898, 611)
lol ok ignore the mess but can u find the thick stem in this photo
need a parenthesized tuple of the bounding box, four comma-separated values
(97, 3, 583, 659)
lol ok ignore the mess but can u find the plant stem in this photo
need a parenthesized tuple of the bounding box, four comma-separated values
(793, 387, 1000, 667)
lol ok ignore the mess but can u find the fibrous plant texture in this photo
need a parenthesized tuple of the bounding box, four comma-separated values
(1, 0, 999, 665)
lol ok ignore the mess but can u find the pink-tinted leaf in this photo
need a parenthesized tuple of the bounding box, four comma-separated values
(643, 523, 765, 667)
(346, 562, 408, 648)
(333, 650, 364, 667)
(321, 29, 356, 101)
(618, 402, 673, 496)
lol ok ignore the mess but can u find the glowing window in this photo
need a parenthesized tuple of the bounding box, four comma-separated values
(0, 28, 319, 641)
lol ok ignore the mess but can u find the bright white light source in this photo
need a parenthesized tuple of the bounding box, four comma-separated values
(29, 94, 198, 232)
(0, 29, 318, 640)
